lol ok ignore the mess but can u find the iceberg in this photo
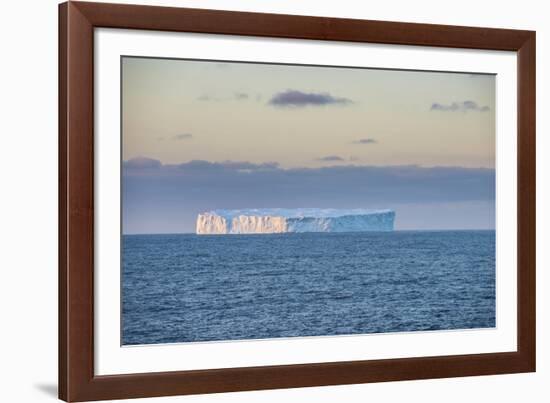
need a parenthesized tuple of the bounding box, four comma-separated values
(196, 208, 395, 234)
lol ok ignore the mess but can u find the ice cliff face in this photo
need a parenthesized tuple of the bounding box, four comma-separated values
(196, 208, 395, 234)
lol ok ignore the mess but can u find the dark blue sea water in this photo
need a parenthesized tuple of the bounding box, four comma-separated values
(122, 231, 495, 345)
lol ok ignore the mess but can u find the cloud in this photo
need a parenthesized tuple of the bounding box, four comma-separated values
(316, 155, 345, 162)
(173, 133, 193, 140)
(124, 158, 494, 204)
(175, 160, 280, 172)
(219, 161, 279, 170)
(353, 138, 377, 144)
(268, 90, 353, 107)
(431, 101, 490, 112)
(123, 156, 162, 169)
(123, 158, 495, 233)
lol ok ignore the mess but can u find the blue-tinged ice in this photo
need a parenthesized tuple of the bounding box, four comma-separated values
(196, 208, 395, 234)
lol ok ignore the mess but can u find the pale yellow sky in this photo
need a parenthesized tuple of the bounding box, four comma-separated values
(122, 57, 495, 169)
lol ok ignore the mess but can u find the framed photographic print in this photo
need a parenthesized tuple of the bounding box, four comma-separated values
(59, 1, 536, 401)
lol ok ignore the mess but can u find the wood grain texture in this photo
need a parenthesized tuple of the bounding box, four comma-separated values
(58, 3, 68, 401)
(516, 32, 536, 369)
(59, 2, 95, 401)
(59, 1, 536, 401)
(74, 1, 532, 50)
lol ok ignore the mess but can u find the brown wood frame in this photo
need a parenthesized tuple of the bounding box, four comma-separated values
(59, 1, 536, 401)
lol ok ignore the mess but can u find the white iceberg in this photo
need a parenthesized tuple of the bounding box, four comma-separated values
(196, 208, 395, 234)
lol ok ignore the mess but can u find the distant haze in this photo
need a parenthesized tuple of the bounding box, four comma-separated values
(122, 57, 495, 234)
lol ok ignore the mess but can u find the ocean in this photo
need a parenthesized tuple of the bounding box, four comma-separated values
(122, 230, 495, 345)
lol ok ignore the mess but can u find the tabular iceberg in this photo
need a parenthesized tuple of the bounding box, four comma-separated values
(196, 208, 395, 234)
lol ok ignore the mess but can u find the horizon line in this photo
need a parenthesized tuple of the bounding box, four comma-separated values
(122, 228, 496, 236)
(122, 157, 496, 172)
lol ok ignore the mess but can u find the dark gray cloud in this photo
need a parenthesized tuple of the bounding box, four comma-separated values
(316, 155, 345, 162)
(431, 100, 490, 112)
(123, 156, 162, 169)
(173, 133, 193, 140)
(353, 138, 377, 144)
(123, 158, 495, 233)
(268, 90, 353, 107)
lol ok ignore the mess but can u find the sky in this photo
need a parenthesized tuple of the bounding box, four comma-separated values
(122, 56, 495, 234)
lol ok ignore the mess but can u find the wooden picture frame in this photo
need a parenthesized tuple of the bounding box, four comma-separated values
(59, 1, 536, 401)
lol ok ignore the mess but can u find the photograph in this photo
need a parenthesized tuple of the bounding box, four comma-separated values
(121, 56, 496, 345)
(0, 0, 542, 402)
